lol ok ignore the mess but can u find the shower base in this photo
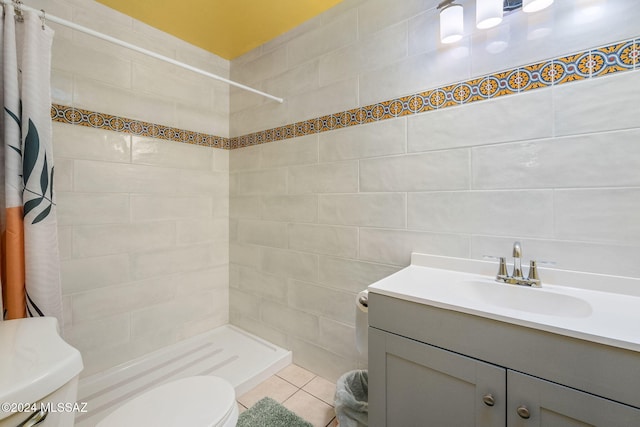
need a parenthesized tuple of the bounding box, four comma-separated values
(73, 324, 291, 426)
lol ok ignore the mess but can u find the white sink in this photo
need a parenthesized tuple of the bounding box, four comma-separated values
(368, 253, 640, 352)
(456, 279, 592, 318)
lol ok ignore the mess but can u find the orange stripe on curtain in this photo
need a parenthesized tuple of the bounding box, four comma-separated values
(1, 206, 26, 319)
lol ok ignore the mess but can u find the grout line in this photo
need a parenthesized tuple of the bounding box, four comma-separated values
(238, 370, 337, 427)
(275, 373, 316, 389)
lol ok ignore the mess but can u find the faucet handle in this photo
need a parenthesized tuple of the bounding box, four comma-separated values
(487, 256, 509, 282)
(527, 260, 541, 287)
(497, 257, 508, 279)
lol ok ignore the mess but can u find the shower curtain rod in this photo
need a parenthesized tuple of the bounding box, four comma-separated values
(1, 0, 285, 103)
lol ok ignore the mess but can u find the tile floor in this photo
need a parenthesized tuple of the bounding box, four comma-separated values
(237, 364, 338, 427)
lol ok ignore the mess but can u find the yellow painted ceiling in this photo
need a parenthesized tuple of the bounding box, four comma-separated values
(96, 0, 344, 60)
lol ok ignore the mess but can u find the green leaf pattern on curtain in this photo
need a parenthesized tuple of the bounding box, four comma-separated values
(4, 106, 55, 224)
(1, 6, 62, 324)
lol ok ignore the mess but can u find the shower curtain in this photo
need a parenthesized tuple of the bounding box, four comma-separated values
(0, 5, 62, 325)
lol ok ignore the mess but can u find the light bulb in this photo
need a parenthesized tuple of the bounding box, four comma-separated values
(523, 0, 554, 13)
(440, 4, 464, 44)
(476, 0, 503, 29)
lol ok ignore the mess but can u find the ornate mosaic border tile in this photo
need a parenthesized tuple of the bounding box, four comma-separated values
(51, 37, 638, 151)
(228, 37, 638, 150)
(50, 104, 231, 149)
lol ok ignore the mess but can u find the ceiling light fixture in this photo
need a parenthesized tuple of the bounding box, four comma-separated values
(522, 0, 554, 13)
(439, 0, 553, 44)
(476, 0, 504, 29)
(438, 0, 464, 44)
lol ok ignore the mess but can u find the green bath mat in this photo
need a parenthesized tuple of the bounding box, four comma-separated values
(237, 397, 313, 427)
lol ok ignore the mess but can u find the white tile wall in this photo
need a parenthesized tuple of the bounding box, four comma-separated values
(260, 135, 319, 168)
(318, 119, 406, 162)
(73, 161, 180, 194)
(319, 22, 408, 87)
(130, 195, 213, 221)
(72, 77, 177, 128)
(288, 161, 359, 194)
(130, 244, 219, 279)
(177, 217, 228, 244)
(234, 169, 288, 195)
(51, 0, 230, 377)
(261, 301, 320, 339)
(229, 0, 640, 381)
(318, 193, 406, 228)
(261, 248, 318, 282)
(233, 46, 289, 85)
(554, 72, 640, 137)
(359, 151, 470, 192)
(290, 338, 353, 382)
(472, 129, 640, 189)
(130, 292, 221, 338)
(317, 256, 400, 293)
(261, 61, 319, 107)
(54, 0, 230, 135)
(52, 39, 133, 89)
(288, 224, 358, 258)
(42, 0, 640, 385)
(357, 0, 432, 38)
(408, 90, 554, 152)
(61, 254, 130, 294)
(53, 124, 131, 163)
(56, 193, 129, 226)
(287, 9, 358, 68)
(262, 195, 318, 223)
(359, 228, 470, 266)
(318, 317, 360, 362)
(287, 77, 359, 125)
(131, 137, 214, 170)
(359, 50, 470, 106)
(72, 222, 176, 257)
(230, 196, 262, 219)
(236, 265, 288, 302)
(407, 191, 554, 237)
(51, 70, 73, 105)
(70, 276, 175, 323)
(288, 280, 355, 324)
(554, 189, 640, 244)
(237, 219, 288, 248)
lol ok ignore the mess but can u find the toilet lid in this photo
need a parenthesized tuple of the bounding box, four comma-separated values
(98, 376, 236, 427)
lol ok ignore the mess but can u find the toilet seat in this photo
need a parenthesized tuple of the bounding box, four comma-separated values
(97, 376, 238, 427)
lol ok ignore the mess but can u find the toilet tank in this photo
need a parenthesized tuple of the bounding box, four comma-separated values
(0, 317, 83, 427)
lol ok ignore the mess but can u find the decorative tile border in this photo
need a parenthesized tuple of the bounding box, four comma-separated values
(50, 104, 231, 149)
(51, 37, 638, 151)
(228, 37, 638, 149)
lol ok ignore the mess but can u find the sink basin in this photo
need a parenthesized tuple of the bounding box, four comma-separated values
(456, 279, 592, 318)
(368, 252, 640, 352)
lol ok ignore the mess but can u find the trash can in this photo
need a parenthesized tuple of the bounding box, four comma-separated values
(334, 369, 368, 427)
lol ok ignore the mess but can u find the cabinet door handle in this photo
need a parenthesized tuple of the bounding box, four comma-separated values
(517, 405, 531, 419)
(482, 394, 495, 407)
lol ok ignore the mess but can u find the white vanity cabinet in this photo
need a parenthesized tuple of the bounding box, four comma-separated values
(368, 292, 640, 427)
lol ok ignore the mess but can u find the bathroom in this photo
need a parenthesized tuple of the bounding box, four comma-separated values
(1, 0, 639, 425)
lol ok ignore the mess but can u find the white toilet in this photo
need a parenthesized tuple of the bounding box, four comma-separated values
(96, 376, 239, 427)
(0, 317, 84, 427)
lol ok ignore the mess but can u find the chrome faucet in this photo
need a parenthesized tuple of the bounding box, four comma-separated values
(495, 241, 541, 287)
